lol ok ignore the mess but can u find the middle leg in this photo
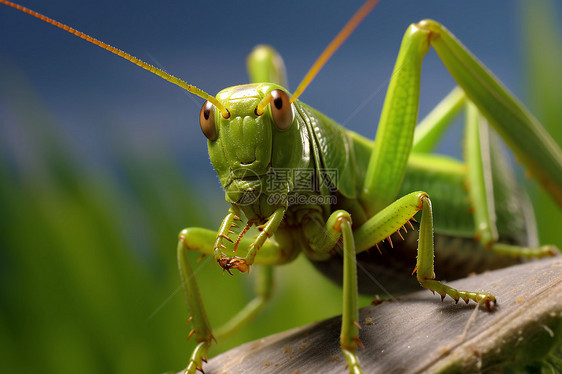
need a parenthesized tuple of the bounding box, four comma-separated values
(304, 210, 363, 373)
(354, 191, 496, 307)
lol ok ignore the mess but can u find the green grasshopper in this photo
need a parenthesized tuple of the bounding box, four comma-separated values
(4, 1, 561, 373)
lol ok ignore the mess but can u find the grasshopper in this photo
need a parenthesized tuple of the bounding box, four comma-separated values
(3, 1, 561, 373)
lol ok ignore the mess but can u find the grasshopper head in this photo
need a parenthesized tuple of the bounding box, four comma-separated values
(200, 83, 310, 210)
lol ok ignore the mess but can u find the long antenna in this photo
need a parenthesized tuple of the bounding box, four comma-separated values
(290, 0, 380, 103)
(0, 0, 230, 118)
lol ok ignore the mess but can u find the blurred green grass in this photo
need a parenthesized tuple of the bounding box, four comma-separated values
(521, 0, 562, 249)
(0, 2, 560, 374)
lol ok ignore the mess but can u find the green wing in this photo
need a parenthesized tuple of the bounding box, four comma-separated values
(295, 102, 359, 200)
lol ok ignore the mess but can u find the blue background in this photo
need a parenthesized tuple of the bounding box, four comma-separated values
(2, 0, 558, 197)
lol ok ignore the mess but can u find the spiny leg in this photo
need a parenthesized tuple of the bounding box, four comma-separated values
(414, 194, 495, 308)
(338, 214, 363, 374)
(464, 102, 559, 258)
(304, 210, 363, 373)
(177, 233, 213, 374)
(214, 207, 286, 273)
(354, 192, 428, 254)
(178, 227, 294, 374)
(354, 191, 496, 307)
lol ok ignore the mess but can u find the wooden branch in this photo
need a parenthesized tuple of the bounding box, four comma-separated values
(203, 257, 562, 373)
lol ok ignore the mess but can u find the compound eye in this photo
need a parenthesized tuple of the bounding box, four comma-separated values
(199, 100, 217, 140)
(270, 89, 293, 130)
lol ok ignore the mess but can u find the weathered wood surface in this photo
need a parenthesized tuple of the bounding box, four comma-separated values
(203, 257, 562, 373)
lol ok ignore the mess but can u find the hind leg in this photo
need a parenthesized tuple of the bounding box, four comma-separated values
(464, 102, 559, 258)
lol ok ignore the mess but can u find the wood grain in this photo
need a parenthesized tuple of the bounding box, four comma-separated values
(202, 256, 562, 373)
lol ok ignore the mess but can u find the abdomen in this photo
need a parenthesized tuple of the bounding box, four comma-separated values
(312, 152, 536, 295)
(312, 230, 522, 296)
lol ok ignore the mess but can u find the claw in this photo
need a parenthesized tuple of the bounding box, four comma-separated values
(484, 297, 496, 311)
(217, 254, 250, 274)
(440, 294, 446, 302)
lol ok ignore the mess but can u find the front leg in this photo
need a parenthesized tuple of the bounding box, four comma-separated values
(211, 206, 247, 273)
(215, 206, 286, 274)
(177, 233, 213, 374)
(177, 224, 296, 374)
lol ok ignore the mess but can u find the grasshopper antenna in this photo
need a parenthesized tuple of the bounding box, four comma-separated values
(0, 0, 230, 118)
(290, 0, 380, 103)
